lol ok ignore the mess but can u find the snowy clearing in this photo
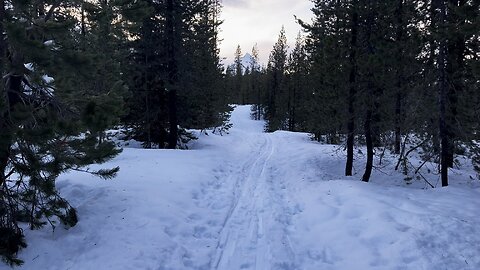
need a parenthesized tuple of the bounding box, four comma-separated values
(15, 105, 480, 270)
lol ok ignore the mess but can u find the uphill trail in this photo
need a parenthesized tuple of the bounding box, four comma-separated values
(209, 106, 297, 270)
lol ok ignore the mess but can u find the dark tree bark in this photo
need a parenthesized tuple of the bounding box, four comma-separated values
(361, 0, 380, 183)
(287, 84, 296, 131)
(290, 86, 297, 131)
(362, 109, 374, 182)
(428, 0, 441, 156)
(0, 0, 5, 74)
(166, 0, 178, 149)
(144, 56, 152, 149)
(394, 0, 404, 154)
(251, 67, 260, 121)
(0, 0, 7, 186)
(345, 1, 358, 176)
(394, 91, 402, 154)
(436, 0, 449, 187)
(0, 8, 23, 187)
(445, 0, 467, 168)
(256, 89, 261, 120)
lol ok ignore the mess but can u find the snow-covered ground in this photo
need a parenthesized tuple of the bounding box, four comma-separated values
(15, 105, 480, 270)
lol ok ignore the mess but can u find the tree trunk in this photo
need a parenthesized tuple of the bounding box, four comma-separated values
(287, 84, 293, 131)
(394, 91, 402, 154)
(362, 110, 374, 182)
(394, 0, 404, 154)
(143, 54, 153, 149)
(291, 83, 297, 131)
(0, 0, 7, 186)
(1, 77, 23, 188)
(445, 0, 467, 168)
(167, 89, 178, 149)
(436, 0, 449, 187)
(345, 1, 358, 177)
(256, 74, 261, 120)
(166, 0, 178, 149)
(0, 0, 5, 75)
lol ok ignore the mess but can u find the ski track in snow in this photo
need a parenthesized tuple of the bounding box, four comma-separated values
(192, 105, 296, 269)
(211, 133, 295, 270)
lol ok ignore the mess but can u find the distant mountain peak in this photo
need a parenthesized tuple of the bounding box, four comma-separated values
(226, 53, 260, 74)
(243, 53, 253, 60)
(241, 54, 253, 69)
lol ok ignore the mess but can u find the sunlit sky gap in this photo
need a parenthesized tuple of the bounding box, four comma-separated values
(219, 0, 313, 65)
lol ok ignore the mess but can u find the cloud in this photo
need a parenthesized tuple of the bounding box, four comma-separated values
(222, 0, 250, 8)
(219, 0, 313, 65)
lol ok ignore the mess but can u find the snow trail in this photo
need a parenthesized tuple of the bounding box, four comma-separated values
(211, 106, 296, 269)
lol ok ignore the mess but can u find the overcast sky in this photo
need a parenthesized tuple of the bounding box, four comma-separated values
(219, 0, 313, 65)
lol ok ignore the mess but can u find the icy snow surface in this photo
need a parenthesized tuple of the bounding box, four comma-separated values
(16, 105, 480, 270)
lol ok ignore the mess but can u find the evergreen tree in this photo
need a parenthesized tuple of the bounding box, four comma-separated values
(300, 0, 358, 171)
(124, 1, 168, 148)
(345, 0, 359, 177)
(224, 65, 237, 104)
(286, 32, 310, 131)
(234, 45, 244, 104)
(434, 0, 479, 186)
(0, 0, 124, 265)
(124, 0, 230, 148)
(80, 0, 146, 142)
(250, 44, 263, 120)
(265, 27, 288, 131)
(178, 0, 231, 133)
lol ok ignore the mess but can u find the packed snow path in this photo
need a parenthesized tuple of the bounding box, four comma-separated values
(16, 105, 480, 270)
(211, 117, 295, 269)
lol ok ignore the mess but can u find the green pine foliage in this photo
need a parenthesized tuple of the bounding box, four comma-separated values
(265, 27, 289, 132)
(286, 33, 310, 132)
(123, 3, 168, 148)
(0, 0, 145, 265)
(124, 0, 231, 148)
(178, 0, 232, 132)
(249, 45, 264, 121)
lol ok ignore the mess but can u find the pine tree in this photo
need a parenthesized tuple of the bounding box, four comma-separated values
(0, 0, 123, 265)
(438, 0, 478, 186)
(358, 0, 384, 182)
(125, 0, 229, 147)
(178, 0, 231, 133)
(80, 0, 146, 142)
(250, 44, 263, 120)
(286, 32, 309, 131)
(265, 27, 288, 131)
(234, 45, 244, 104)
(124, 1, 168, 148)
(300, 0, 358, 171)
(345, 0, 359, 177)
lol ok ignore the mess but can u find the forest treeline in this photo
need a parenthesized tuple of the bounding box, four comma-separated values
(0, 0, 228, 265)
(224, 0, 479, 186)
